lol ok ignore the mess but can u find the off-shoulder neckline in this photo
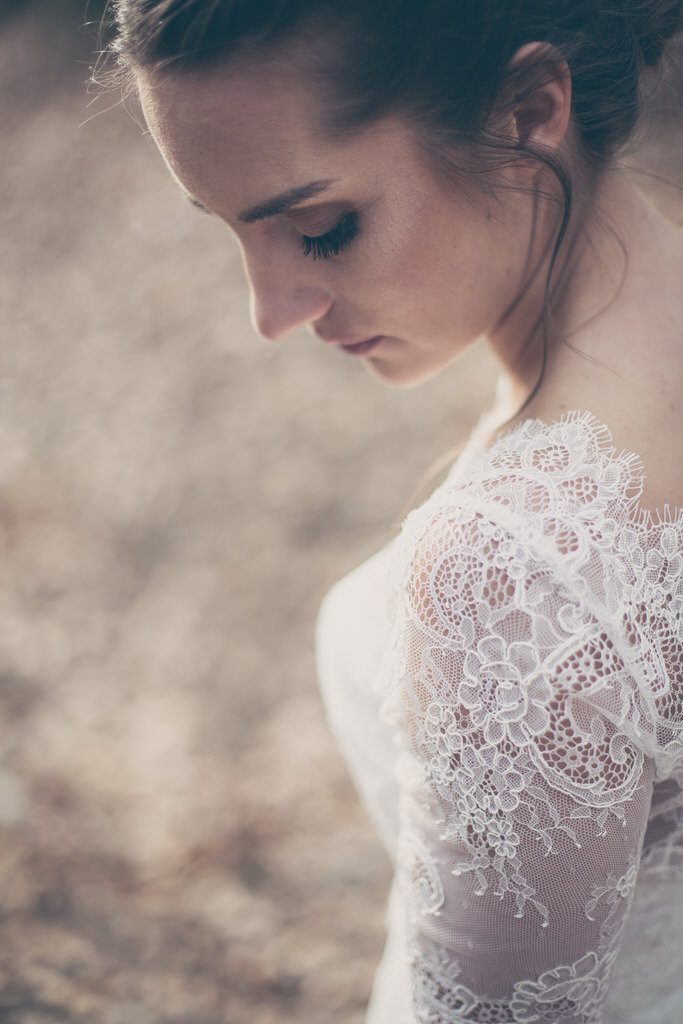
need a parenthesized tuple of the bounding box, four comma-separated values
(456, 407, 683, 533)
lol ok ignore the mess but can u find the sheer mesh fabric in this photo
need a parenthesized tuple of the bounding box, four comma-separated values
(317, 409, 683, 1024)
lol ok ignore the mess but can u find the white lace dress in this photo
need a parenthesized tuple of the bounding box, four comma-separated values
(314, 382, 683, 1024)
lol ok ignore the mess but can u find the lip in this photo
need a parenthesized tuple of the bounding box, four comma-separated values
(339, 335, 383, 355)
(315, 331, 378, 345)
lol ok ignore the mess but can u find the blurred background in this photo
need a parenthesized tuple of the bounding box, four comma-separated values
(0, 2, 681, 1021)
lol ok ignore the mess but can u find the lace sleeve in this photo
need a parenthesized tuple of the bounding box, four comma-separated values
(379, 501, 656, 1023)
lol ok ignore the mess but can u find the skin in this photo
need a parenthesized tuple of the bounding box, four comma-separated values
(136, 40, 683, 514)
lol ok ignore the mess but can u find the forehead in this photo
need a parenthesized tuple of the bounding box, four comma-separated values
(139, 55, 317, 144)
(135, 57, 416, 214)
(138, 58, 313, 172)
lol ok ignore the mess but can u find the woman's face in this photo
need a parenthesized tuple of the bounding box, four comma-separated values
(136, 52, 539, 388)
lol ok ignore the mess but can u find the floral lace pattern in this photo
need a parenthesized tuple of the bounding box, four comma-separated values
(408, 924, 627, 1024)
(372, 411, 683, 1023)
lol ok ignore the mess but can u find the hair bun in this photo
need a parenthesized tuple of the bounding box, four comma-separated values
(629, 0, 683, 66)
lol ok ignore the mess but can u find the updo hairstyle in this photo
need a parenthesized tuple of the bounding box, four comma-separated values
(99, 1, 683, 502)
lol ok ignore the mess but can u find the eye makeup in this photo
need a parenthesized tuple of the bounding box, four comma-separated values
(299, 210, 360, 260)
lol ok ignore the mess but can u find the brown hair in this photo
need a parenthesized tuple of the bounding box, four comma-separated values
(100, 1, 683, 513)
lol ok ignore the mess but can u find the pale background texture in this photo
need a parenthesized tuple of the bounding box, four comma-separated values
(1, 4, 681, 1021)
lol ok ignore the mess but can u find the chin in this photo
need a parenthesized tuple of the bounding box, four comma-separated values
(363, 357, 449, 389)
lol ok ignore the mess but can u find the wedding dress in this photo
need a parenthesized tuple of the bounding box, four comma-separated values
(314, 375, 683, 1024)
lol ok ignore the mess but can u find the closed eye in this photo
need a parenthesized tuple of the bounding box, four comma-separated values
(300, 211, 360, 260)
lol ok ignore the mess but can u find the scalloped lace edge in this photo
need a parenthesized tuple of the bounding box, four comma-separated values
(462, 407, 683, 533)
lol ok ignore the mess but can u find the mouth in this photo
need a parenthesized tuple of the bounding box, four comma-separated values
(339, 336, 384, 355)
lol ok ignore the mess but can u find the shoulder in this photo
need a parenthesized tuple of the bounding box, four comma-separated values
(394, 408, 663, 604)
(392, 411, 627, 604)
(380, 411, 683, 778)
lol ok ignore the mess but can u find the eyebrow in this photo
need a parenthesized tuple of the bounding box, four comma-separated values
(237, 178, 339, 222)
(183, 178, 339, 222)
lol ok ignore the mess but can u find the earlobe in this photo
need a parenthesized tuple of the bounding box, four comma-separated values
(506, 41, 572, 154)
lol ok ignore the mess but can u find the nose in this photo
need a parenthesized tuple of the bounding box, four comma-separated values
(247, 269, 333, 343)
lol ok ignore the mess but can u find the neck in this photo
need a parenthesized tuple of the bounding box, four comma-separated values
(486, 165, 681, 418)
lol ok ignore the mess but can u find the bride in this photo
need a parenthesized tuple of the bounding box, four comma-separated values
(101, 3, 683, 1022)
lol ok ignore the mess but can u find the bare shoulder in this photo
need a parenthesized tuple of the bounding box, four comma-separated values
(491, 383, 683, 521)
(480, 206, 683, 519)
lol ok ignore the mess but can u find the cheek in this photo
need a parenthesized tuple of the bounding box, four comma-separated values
(370, 209, 515, 333)
(338, 186, 523, 341)
(341, 203, 456, 307)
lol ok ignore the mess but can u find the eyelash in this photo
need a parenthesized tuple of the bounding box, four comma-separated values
(299, 211, 360, 260)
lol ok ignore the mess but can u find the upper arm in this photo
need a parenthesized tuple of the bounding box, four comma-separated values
(380, 502, 655, 1020)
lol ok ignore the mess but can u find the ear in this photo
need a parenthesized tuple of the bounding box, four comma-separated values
(503, 41, 573, 156)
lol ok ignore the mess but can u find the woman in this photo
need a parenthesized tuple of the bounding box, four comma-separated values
(105, 3, 683, 1021)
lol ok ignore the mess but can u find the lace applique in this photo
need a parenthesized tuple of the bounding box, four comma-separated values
(396, 828, 446, 922)
(370, 410, 681, 1021)
(507, 937, 619, 1024)
(379, 410, 683, 782)
(584, 850, 641, 924)
(401, 835, 642, 1023)
(445, 411, 683, 781)
(380, 505, 648, 927)
(407, 922, 627, 1024)
(408, 935, 479, 1022)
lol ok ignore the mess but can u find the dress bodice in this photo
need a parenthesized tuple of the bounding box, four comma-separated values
(315, 378, 683, 1024)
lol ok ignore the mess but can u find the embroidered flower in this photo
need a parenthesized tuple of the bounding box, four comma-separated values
(585, 859, 639, 921)
(453, 743, 526, 815)
(510, 950, 605, 1023)
(485, 816, 520, 859)
(423, 702, 463, 785)
(371, 409, 683, 999)
(454, 790, 491, 835)
(460, 636, 552, 746)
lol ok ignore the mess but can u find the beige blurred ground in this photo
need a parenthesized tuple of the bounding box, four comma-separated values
(0, 5, 681, 1022)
